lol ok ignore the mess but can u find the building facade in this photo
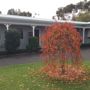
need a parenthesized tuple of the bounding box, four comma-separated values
(0, 15, 90, 51)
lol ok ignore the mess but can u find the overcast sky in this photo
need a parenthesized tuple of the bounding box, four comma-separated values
(0, 0, 87, 19)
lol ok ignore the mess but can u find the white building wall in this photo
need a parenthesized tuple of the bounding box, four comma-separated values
(19, 28, 32, 50)
(0, 26, 33, 51)
(39, 29, 46, 48)
(0, 30, 5, 51)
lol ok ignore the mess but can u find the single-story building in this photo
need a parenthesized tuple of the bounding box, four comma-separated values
(0, 15, 90, 51)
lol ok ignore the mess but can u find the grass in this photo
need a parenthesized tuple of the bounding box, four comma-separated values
(0, 61, 89, 90)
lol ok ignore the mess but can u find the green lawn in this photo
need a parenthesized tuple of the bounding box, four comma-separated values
(0, 61, 90, 90)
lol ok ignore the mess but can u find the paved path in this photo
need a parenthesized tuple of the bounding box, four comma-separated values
(0, 53, 41, 67)
(81, 47, 90, 60)
(0, 47, 89, 67)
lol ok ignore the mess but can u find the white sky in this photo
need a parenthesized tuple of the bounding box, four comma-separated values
(0, 0, 87, 19)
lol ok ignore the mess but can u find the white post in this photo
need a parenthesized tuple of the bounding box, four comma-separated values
(39, 29, 42, 47)
(32, 26, 35, 37)
(83, 28, 85, 44)
(6, 24, 9, 31)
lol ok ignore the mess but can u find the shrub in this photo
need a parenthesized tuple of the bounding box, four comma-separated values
(26, 37, 40, 52)
(5, 30, 20, 53)
(41, 23, 87, 82)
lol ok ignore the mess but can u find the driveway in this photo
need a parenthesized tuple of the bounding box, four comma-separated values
(81, 47, 90, 60)
(0, 47, 89, 67)
(0, 53, 41, 67)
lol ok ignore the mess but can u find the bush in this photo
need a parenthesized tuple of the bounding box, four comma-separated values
(41, 23, 86, 82)
(5, 30, 20, 53)
(26, 37, 40, 52)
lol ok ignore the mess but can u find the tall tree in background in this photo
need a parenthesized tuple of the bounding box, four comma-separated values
(7, 9, 32, 17)
(56, 0, 90, 20)
(7, 9, 17, 15)
(75, 12, 90, 22)
(84, 1, 90, 11)
(19, 11, 32, 17)
(56, 4, 76, 20)
(76, 1, 84, 10)
(0, 11, 2, 14)
(63, 4, 76, 13)
(56, 8, 64, 20)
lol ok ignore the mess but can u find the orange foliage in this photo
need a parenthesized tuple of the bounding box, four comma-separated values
(42, 23, 82, 64)
(41, 23, 85, 81)
(41, 64, 87, 81)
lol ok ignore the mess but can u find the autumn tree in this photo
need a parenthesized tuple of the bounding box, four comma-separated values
(41, 23, 86, 81)
(7, 9, 32, 17)
(75, 12, 90, 22)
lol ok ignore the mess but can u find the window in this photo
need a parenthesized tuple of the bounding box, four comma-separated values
(18, 28, 23, 39)
(85, 28, 90, 38)
(0, 32, 1, 40)
(76, 28, 83, 36)
(28, 32, 33, 38)
(35, 29, 39, 37)
(87, 30, 90, 38)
